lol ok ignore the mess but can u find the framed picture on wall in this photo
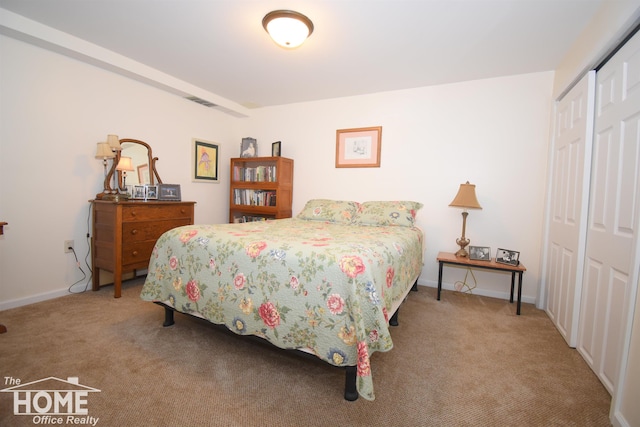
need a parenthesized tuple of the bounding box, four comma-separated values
(192, 138, 219, 183)
(137, 164, 149, 184)
(335, 126, 382, 168)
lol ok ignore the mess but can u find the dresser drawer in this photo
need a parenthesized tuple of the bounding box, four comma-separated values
(123, 219, 191, 242)
(122, 241, 155, 266)
(122, 204, 193, 222)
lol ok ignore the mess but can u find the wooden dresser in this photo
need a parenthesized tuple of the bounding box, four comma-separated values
(91, 200, 195, 297)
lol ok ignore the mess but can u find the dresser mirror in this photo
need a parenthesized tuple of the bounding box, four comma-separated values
(104, 138, 163, 196)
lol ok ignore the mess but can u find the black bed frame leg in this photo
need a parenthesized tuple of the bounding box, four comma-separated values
(163, 306, 175, 327)
(411, 280, 418, 291)
(389, 309, 399, 326)
(344, 366, 358, 401)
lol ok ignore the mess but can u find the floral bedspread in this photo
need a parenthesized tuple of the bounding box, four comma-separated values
(140, 218, 424, 400)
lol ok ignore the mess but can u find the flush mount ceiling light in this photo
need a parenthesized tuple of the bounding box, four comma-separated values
(262, 10, 314, 49)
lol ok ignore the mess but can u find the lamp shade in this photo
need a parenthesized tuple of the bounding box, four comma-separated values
(95, 142, 115, 159)
(263, 10, 314, 48)
(449, 181, 482, 209)
(116, 156, 134, 171)
(107, 134, 121, 151)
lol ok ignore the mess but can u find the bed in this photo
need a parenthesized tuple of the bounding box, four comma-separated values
(140, 199, 424, 401)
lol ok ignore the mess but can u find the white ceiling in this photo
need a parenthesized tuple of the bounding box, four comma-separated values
(0, 0, 603, 109)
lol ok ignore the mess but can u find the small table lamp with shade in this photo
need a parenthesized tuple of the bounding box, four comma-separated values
(449, 181, 482, 257)
(116, 156, 135, 198)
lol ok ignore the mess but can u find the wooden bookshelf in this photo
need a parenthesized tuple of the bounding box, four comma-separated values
(229, 156, 293, 223)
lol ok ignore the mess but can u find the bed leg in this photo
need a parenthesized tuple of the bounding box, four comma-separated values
(344, 366, 358, 401)
(411, 280, 418, 291)
(163, 306, 175, 327)
(389, 309, 399, 326)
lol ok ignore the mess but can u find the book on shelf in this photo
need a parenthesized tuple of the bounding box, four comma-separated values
(233, 165, 277, 182)
(232, 215, 273, 223)
(233, 189, 277, 206)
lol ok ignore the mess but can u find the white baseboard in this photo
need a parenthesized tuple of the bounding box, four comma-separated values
(416, 279, 537, 305)
(0, 287, 73, 311)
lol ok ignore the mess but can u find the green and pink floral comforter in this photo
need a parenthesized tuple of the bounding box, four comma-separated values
(140, 218, 424, 400)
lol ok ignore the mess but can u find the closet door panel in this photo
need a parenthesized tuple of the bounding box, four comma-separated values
(578, 31, 640, 395)
(543, 72, 595, 347)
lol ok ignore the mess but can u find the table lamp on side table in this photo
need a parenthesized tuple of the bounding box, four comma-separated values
(449, 181, 482, 257)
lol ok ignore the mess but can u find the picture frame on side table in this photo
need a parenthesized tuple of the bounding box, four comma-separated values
(240, 137, 257, 158)
(193, 138, 219, 183)
(158, 184, 182, 201)
(469, 246, 491, 261)
(496, 248, 520, 266)
(272, 141, 281, 157)
(335, 126, 382, 168)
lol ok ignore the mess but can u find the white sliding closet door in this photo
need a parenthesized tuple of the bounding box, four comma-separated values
(577, 29, 640, 395)
(543, 72, 595, 347)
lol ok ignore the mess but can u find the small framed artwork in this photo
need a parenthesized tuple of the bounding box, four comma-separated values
(132, 185, 146, 200)
(469, 246, 491, 261)
(335, 126, 382, 168)
(272, 141, 281, 157)
(496, 248, 520, 266)
(137, 164, 149, 184)
(158, 184, 182, 201)
(146, 185, 158, 200)
(193, 138, 219, 183)
(240, 137, 257, 158)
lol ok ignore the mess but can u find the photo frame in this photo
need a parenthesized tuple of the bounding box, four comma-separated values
(240, 137, 257, 158)
(272, 141, 281, 157)
(132, 185, 146, 200)
(496, 248, 520, 266)
(469, 246, 491, 261)
(146, 185, 158, 200)
(158, 184, 182, 201)
(335, 126, 382, 168)
(193, 138, 219, 183)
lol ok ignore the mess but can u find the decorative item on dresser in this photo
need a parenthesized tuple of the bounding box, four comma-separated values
(96, 137, 162, 201)
(90, 137, 195, 298)
(229, 156, 293, 223)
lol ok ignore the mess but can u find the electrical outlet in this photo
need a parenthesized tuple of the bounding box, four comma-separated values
(64, 240, 74, 253)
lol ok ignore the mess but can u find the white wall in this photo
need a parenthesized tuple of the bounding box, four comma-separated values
(0, 34, 553, 310)
(244, 72, 554, 302)
(0, 35, 238, 307)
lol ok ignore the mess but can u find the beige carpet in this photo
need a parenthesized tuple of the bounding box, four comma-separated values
(0, 279, 611, 426)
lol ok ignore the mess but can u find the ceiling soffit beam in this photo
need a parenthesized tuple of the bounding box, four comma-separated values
(0, 8, 250, 118)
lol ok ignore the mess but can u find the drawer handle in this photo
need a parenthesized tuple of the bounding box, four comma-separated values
(131, 229, 138, 235)
(130, 211, 137, 217)
(180, 208, 186, 214)
(132, 250, 138, 257)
